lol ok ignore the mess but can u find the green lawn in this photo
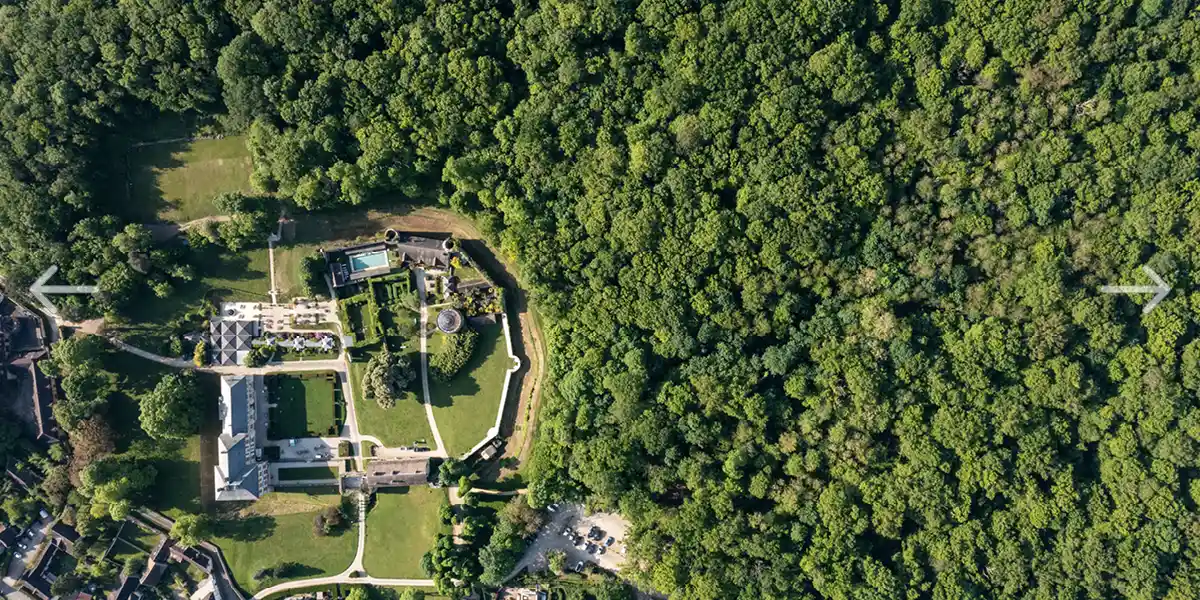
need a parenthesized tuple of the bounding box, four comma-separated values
(268, 372, 341, 439)
(363, 487, 447, 578)
(128, 135, 254, 223)
(351, 358, 432, 448)
(272, 239, 322, 301)
(429, 324, 513, 456)
(276, 466, 339, 481)
(212, 492, 356, 594)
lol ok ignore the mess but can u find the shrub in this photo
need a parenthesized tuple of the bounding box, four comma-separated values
(430, 329, 477, 381)
(123, 555, 147, 578)
(313, 505, 346, 536)
(300, 253, 327, 298)
(244, 345, 272, 367)
(192, 340, 208, 367)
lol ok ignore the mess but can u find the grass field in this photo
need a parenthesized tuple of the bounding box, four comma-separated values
(429, 324, 513, 456)
(276, 466, 339, 481)
(363, 487, 447, 578)
(128, 136, 254, 223)
(268, 372, 341, 439)
(213, 492, 355, 594)
(351, 356, 432, 448)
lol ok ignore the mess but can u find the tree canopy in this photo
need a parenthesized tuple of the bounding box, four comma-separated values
(2, 0, 1200, 597)
(139, 371, 203, 440)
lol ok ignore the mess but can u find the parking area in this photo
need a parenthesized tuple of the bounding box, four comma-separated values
(262, 437, 341, 461)
(4, 519, 50, 580)
(513, 504, 629, 575)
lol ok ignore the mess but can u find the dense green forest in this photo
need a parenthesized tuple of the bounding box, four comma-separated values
(3, 0, 1200, 598)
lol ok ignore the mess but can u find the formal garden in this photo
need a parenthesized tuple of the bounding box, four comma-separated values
(266, 372, 342, 439)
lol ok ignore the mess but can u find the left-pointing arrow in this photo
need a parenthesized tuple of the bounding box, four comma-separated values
(30, 265, 99, 316)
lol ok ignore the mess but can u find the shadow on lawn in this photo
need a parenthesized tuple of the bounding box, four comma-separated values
(212, 515, 277, 541)
(125, 141, 189, 223)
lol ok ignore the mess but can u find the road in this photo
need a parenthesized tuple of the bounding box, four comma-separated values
(250, 575, 434, 600)
(413, 269, 448, 456)
(105, 337, 345, 375)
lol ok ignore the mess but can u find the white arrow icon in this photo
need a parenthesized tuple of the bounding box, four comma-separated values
(1100, 265, 1171, 314)
(30, 265, 98, 317)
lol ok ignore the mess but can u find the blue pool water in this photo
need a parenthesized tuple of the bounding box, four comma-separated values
(349, 250, 389, 272)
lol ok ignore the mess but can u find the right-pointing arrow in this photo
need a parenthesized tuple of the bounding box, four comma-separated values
(1100, 265, 1172, 314)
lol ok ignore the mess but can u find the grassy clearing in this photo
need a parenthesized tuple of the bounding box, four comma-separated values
(429, 324, 512, 456)
(267, 372, 340, 439)
(212, 492, 355, 594)
(127, 136, 254, 223)
(276, 466, 339, 481)
(363, 487, 447, 578)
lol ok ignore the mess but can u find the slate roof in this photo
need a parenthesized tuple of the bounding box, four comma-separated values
(50, 521, 80, 549)
(364, 457, 431, 488)
(394, 236, 450, 269)
(109, 575, 139, 600)
(209, 320, 258, 366)
(215, 375, 265, 501)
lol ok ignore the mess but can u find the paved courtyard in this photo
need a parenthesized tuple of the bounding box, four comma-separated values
(219, 300, 337, 332)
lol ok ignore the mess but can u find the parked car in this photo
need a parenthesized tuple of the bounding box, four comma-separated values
(605, 536, 615, 546)
(586, 544, 597, 554)
(598, 546, 606, 555)
(548, 503, 558, 512)
(573, 561, 585, 572)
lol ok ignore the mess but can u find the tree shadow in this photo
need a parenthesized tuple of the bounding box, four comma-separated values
(211, 515, 277, 542)
(124, 141, 190, 223)
(277, 563, 324, 578)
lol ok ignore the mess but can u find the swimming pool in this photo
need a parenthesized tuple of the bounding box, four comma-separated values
(349, 250, 390, 272)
